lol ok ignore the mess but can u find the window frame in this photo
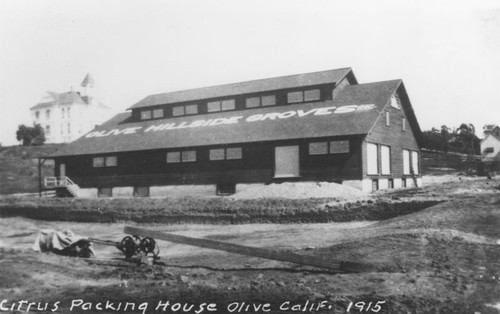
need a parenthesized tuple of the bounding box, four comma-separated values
(209, 147, 243, 161)
(287, 89, 321, 104)
(308, 140, 350, 155)
(166, 150, 197, 163)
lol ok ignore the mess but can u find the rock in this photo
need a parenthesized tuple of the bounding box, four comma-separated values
(180, 275, 189, 283)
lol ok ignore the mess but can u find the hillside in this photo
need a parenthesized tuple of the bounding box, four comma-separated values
(0, 144, 63, 195)
(0, 145, 481, 195)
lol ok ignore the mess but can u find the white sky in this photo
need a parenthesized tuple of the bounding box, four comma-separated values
(1, 0, 499, 145)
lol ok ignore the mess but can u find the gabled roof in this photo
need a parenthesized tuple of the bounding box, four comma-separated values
(50, 80, 402, 157)
(30, 91, 86, 110)
(81, 73, 95, 88)
(128, 68, 356, 110)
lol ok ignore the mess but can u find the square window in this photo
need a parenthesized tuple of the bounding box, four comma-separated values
(309, 142, 328, 155)
(287, 91, 303, 103)
(153, 108, 164, 118)
(93, 157, 105, 167)
(166, 152, 181, 163)
(209, 148, 225, 160)
(105, 156, 117, 167)
(98, 187, 112, 197)
(217, 183, 236, 195)
(246, 97, 260, 108)
(304, 89, 320, 101)
(185, 104, 198, 115)
(226, 147, 242, 160)
(261, 95, 276, 106)
(330, 140, 349, 153)
(140, 110, 152, 120)
(207, 101, 221, 112)
(172, 106, 185, 116)
(134, 186, 150, 197)
(221, 99, 235, 111)
(182, 150, 197, 162)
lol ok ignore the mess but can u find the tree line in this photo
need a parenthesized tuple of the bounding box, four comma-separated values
(420, 123, 481, 155)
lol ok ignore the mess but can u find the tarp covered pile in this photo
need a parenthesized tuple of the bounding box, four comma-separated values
(33, 229, 94, 258)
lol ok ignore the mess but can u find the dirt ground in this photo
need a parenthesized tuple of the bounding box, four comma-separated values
(1, 177, 500, 314)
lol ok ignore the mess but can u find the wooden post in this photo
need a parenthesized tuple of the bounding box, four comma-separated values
(124, 226, 373, 273)
(38, 158, 42, 197)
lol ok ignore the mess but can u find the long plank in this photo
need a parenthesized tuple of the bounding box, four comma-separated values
(124, 226, 373, 273)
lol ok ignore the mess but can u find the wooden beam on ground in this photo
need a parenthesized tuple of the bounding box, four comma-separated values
(124, 226, 373, 273)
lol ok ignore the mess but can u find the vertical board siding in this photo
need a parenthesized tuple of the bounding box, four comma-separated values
(365, 88, 420, 178)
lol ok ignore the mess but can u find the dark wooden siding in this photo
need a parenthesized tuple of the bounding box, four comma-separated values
(364, 87, 420, 179)
(56, 135, 363, 188)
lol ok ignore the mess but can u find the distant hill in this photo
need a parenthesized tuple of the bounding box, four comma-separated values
(0, 145, 478, 195)
(0, 144, 63, 195)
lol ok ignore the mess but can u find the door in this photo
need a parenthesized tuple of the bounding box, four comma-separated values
(59, 163, 66, 178)
(274, 146, 300, 178)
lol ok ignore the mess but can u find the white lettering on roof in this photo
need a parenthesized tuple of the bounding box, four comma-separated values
(85, 105, 376, 138)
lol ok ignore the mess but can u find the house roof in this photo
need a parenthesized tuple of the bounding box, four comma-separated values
(128, 68, 355, 110)
(81, 73, 95, 87)
(30, 91, 86, 110)
(50, 80, 404, 157)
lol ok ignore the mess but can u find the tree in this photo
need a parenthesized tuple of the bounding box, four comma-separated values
(16, 124, 46, 146)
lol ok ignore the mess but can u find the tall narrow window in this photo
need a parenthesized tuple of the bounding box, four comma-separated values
(367, 143, 378, 175)
(411, 151, 419, 174)
(402, 117, 406, 131)
(380, 145, 391, 175)
(46, 110, 51, 119)
(67, 107, 71, 118)
(403, 149, 410, 175)
(45, 125, 50, 136)
(385, 111, 390, 126)
(35, 111, 40, 119)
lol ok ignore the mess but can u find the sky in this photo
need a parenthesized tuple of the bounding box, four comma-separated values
(0, 0, 499, 146)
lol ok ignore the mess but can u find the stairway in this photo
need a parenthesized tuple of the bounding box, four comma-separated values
(44, 176, 80, 198)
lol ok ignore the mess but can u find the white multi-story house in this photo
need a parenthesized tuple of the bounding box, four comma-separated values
(30, 74, 113, 143)
(481, 124, 500, 175)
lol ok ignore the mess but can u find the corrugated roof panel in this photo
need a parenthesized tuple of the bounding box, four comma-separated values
(50, 80, 401, 157)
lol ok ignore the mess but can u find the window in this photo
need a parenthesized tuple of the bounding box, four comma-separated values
(391, 94, 401, 109)
(182, 150, 197, 162)
(60, 124, 64, 135)
(385, 111, 390, 126)
(207, 101, 221, 112)
(304, 89, 320, 101)
(403, 149, 410, 175)
(93, 157, 105, 167)
(140, 110, 152, 120)
(166, 152, 181, 163)
(330, 140, 350, 154)
(67, 107, 71, 118)
(245, 95, 276, 108)
(411, 151, 419, 174)
(105, 156, 117, 167)
(217, 183, 236, 195)
(402, 117, 406, 131)
(167, 151, 197, 163)
(485, 147, 494, 153)
(67, 123, 71, 134)
(153, 108, 164, 118)
(173, 104, 197, 116)
(207, 99, 235, 112)
(45, 125, 50, 136)
(287, 89, 321, 104)
(134, 186, 150, 197)
(226, 147, 242, 160)
(98, 187, 112, 197)
(62, 108, 65, 119)
(388, 178, 394, 189)
(287, 91, 304, 103)
(309, 142, 328, 155)
(309, 140, 349, 155)
(209, 147, 242, 160)
(172, 106, 185, 116)
(380, 145, 391, 175)
(367, 143, 378, 175)
(93, 156, 117, 167)
(372, 179, 379, 191)
(35, 111, 40, 119)
(46, 110, 51, 119)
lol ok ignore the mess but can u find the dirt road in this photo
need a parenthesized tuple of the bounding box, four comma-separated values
(1, 177, 499, 314)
